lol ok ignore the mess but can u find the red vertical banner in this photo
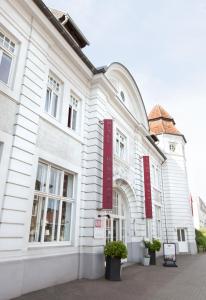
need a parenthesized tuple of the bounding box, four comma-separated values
(143, 156, 153, 219)
(102, 119, 113, 209)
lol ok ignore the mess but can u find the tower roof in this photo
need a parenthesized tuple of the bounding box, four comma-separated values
(148, 105, 186, 142)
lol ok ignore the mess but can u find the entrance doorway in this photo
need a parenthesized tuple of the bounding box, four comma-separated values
(106, 191, 127, 243)
(177, 228, 188, 252)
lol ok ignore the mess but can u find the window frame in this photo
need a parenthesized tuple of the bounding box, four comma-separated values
(68, 94, 79, 131)
(29, 161, 75, 245)
(169, 142, 176, 153)
(0, 30, 16, 86)
(155, 205, 161, 238)
(44, 73, 61, 119)
(115, 129, 127, 160)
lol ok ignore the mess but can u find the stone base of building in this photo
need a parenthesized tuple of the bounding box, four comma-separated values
(0, 242, 146, 300)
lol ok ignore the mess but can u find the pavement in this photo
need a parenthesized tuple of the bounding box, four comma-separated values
(14, 253, 206, 300)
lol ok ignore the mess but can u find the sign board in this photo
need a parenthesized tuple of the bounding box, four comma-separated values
(163, 243, 177, 267)
(94, 219, 105, 239)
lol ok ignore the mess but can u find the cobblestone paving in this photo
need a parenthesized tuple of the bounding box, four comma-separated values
(14, 254, 206, 300)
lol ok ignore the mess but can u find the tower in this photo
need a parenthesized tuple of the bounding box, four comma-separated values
(148, 105, 197, 254)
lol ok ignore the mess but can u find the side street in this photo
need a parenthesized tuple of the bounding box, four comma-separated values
(14, 254, 206, 300)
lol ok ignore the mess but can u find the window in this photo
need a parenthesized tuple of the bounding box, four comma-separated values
(169, 142, 176, 152)
(106, 191, 126, 243)
(151, 165, 160, 189)
(120, 91, 125, 102)
(116, 130, 126, 159)
(0, 31, 15, 85)
(155, 205, 161, 238)
(29, 162, 75, 243)
(68, 94, 79, 131)
(45, 74, 61, 118)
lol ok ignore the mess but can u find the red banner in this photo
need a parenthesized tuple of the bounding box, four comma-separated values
(143, 156, 153, 218)
(102, 119, 113, 209)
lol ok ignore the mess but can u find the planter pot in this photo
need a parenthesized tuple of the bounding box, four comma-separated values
(149, 251, 156, 265)
(143, 256, 150, 266)
(105, 256, 121, 281)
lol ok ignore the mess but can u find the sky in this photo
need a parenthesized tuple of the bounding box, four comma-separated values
(45, 0, 206, 200)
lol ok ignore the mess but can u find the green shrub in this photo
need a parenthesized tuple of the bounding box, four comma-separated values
(195, 229, 206, 249)
(104, 241, 128, 259)
(144, 239, 161, 252)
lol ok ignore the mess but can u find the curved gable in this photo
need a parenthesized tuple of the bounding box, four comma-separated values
(105, 62, 149, 130)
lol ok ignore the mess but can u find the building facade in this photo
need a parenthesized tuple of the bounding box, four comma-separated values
(148, 105, 197, 254)
(0, 1, 196, 299)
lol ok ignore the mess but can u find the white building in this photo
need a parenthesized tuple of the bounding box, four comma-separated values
(148, 105, 197, 254)
(0, 1, 196, 299)
(193, 196, 206, 229)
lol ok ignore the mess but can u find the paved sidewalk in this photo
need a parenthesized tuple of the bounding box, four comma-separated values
(14, 254, 206, 300)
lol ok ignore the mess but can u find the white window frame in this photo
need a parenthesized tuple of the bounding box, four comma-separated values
(45, 73, 61, 119)
(0, 30, 16, 86)
(29, 161, 75, 245)
(115, 129, 127, 160)
(106, 191, 127, 244)
(68, 94, 79, 131)
(155, 205, 161, 238)
(169, 142, 176, 152)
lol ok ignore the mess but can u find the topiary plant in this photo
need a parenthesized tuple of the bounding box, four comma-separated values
(104, 241, 128, 259)
(144, 239, 161, 252)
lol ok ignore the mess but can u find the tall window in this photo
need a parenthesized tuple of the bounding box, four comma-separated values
(0, 31, 15, 85)
(45, 74, 61, 118)
(106, 191, 126, 243)
(155, 205, 161, 238)
(68, 94, 79, 131)
(116, 130, 126, 159)
(29, 162, 74, 243)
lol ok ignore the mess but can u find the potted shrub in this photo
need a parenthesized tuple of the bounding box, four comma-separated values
(104, 240, 128, 281)
(144, 239, 161, 265)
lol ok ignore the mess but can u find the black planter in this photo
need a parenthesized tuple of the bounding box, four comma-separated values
(105, 256, 121, 281)
(149, 251, 156, 265)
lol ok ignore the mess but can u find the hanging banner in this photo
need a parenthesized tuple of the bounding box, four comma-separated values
(143, 156, 152, 218)
(102, 119, 113, 209)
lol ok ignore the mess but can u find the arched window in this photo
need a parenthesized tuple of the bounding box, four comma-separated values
(106, 190, 127, 243)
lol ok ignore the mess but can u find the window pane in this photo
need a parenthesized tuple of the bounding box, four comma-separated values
(45, 88, 51, 113)
(72, 109, 77, 130)
(63, 173, 74, 198)
(35, 163, 47, 192)
(49, 167, 61, 195)
(68, 106, 72, 128)
(29, 195, 45, 242)
(44, 198, 60, 242)
(0, 52, 12, 84)
(177, 229, 181, 242)
(51, 93, 58, 117)
(120, 142, 124, 158)
(60, 202, 72, 241)
(181, 229, 186, 241)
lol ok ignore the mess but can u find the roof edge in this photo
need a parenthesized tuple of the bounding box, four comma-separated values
(146, 136, 167, 160)
(32, 0, 104, 75)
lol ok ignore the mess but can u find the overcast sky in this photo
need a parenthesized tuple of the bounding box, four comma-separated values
(45, 0, 206, 201)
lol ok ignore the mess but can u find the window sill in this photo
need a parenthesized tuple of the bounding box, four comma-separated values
(0, 81, 20, 104)
(28, 241, 72, 249)
(114, 154, 130, 168)
(40, 113, 84, 145)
